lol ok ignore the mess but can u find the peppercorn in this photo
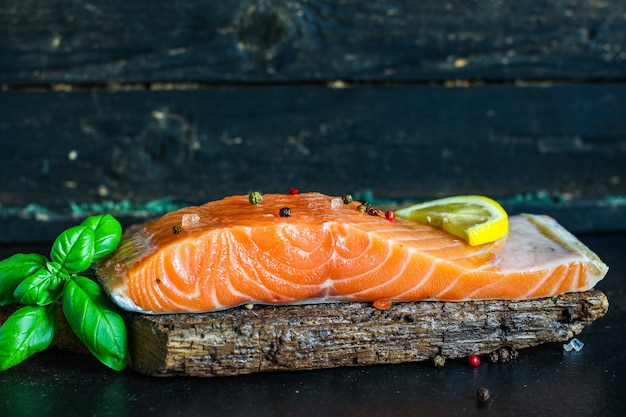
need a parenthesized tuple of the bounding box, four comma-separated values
(279, 207, 291, 217)
(342, 194, 353, 204)
(489, 351, 499, 363)
(498, 348, 510, 362)
(368, 207, 383, 217)
(468, 355, 481, 367)
(432, 355, 446, 368)
(476, 387, 490, 402)
(114, 262, 125, 273)
(249, 191, 263, 205)
(510, 348, 519, 360)
(172, 226, 181, 234)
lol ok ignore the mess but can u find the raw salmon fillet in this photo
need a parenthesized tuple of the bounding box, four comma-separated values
(96, 193, 608, 313)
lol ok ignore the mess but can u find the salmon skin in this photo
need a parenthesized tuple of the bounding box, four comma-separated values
(96, 193, 608, 314)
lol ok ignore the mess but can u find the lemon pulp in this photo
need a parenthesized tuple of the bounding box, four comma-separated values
(395, 195, 508, 246)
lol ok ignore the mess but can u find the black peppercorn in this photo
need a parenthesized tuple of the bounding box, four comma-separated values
(510, 348, 519, 360)
(342, 194, 353, 204)
(498, 348, 510, 362)
(368, 207, 383, 217)
(489, 351, 499, 362)
(172, 226, 181, 234)
(279, 207, 291, 217)
(477, 387, 490, 402)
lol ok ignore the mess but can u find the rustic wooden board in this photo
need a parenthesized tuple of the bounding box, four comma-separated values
(0, 290, 606, 377)
(127, 290, 608, 377)
(1, 0, 625, 84)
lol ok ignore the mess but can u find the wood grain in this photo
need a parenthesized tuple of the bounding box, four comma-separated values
(0, 290, 608, 377)
(126, 290, 609, 376)
(1, 85, 624, 206)
(1, 1, 624, 242)
(1, 0, 624, 84)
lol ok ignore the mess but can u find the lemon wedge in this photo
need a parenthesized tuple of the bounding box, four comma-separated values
(395, 195, 509, 246)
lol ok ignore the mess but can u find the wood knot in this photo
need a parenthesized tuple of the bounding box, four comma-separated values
(111, 109, 198, 182)
(236, 3, 292, 60)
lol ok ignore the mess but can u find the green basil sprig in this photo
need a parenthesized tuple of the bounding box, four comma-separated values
(0, 214, 128, 371)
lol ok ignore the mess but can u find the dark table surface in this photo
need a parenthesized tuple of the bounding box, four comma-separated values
(1, 234, 624, 417)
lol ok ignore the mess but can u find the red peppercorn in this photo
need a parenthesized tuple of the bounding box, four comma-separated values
(386, 211, 396, 222)
(289, 186, 300, 195)
(468, 355, 481, 367)
(373, 298, 392, 310)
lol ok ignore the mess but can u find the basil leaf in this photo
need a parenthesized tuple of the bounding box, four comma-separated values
(0, 254, 48, 306)
(81, 214, 122, 262)
(50, 225, 95, 274)
(13, 268, 66, 306)
(0, 304, 57, 371)
(62, 276, 128, 371)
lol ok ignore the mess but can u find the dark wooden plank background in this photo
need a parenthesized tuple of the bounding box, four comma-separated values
(1, 0, 625, 83)
(1, 0, 625, 242)
(1, 85, 624, 205)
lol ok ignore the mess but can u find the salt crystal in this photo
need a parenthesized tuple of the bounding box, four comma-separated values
(563, 338, 584, 352)
(331, 198, 342, 209)
(571, 338, 584, 351)
(182, 213, 200, 228)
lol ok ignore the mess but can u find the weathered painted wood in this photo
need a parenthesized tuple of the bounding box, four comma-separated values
(0, 290, 608, 377)
(0, 0, 625, 84)
(2, 83, 625, 241)
(1, 85, 624, 208)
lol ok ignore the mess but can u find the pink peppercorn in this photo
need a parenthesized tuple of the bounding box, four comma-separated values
(373, 298, 392, 310)
(468, 355, 481, 367)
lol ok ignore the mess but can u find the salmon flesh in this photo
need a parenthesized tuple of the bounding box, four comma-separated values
(96, 193, 608, 313)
